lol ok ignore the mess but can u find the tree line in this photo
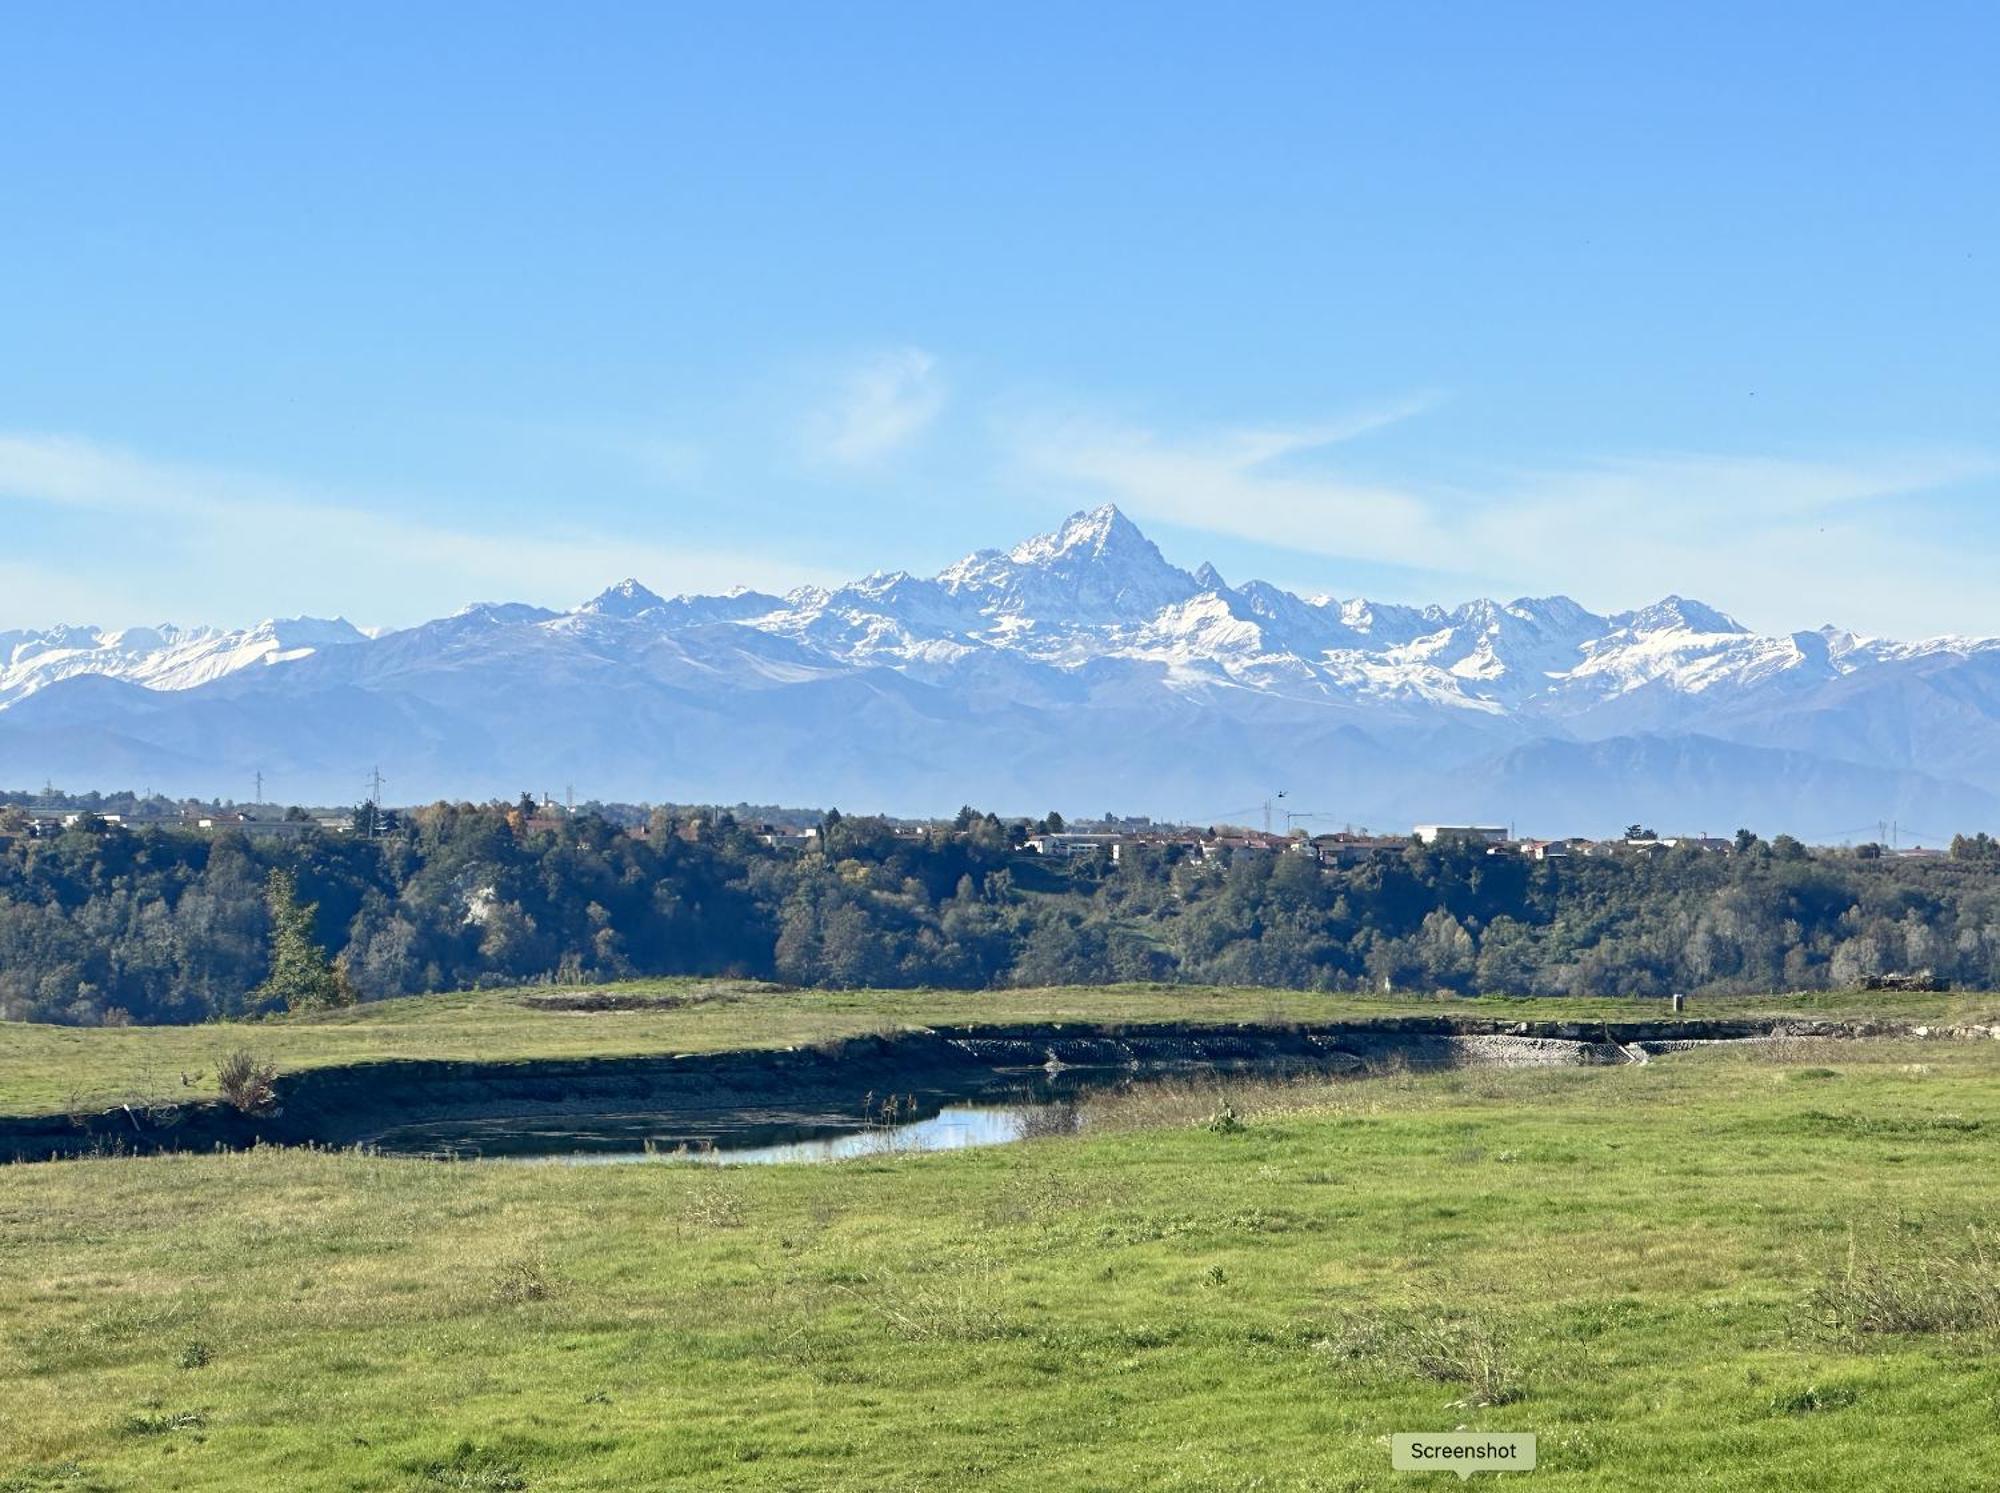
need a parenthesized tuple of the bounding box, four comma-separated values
(4, 799, 2000, 1025)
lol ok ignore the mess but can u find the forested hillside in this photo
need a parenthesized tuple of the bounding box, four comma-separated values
(4, 802, 2000, 1025)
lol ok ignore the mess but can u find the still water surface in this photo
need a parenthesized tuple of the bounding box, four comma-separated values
(368, 1099, 1072, 1164)
(365, 1057, 1346, 1164)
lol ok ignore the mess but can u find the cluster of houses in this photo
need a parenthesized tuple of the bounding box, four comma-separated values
(9, 801, 1954, 865)
(10, 805, 354, 841)
(743, 815, 1958, 865)
(1006, 821, 1961, 866)
(1017, 822, 1749, 867)
(753, 824, 819, 849)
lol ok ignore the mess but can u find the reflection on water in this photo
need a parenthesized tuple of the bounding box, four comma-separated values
(368, 1100, 1074, 1165)
(364, 1057, 1331, 1164)
(637, 1103, 1054, 1166)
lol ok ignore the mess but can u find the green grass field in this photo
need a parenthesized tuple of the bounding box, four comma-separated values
(6, 1013, 2000, 1490)
(3, 979, 1992, 1118)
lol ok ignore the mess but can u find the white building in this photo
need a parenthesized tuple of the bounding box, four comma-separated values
(1413, 824, 1508, 846)
(1023, 832, 1121, 857)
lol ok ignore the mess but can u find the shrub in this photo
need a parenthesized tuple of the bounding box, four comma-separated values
(1018, 1102, 1082, 1140)
(214, 1049, 279, 1116)
(1402, 1314, 1523, 1406)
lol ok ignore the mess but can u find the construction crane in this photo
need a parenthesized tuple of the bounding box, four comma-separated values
(1264, 789, 1287, 835)
(1196, 804, 1268, 831)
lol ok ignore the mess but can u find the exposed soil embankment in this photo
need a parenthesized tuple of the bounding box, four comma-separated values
(5, 1014, 1987, 1163)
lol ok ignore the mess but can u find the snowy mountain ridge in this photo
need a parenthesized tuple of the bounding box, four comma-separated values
(2, 505, 1997, 836)
(0, 616, 370, 708)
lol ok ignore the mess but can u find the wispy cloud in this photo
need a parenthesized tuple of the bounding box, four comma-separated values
(0, 434, 841, 628)
(1212, 393, 1444, 467)
(1008, 400, 1997, 636)
(1460, 449, 1998, 634)
(801, 347, 946, 467)
(1010, 394, 1447, 562)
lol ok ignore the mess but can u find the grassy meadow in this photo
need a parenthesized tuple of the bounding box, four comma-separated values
(6, 1025, 2000, 1490)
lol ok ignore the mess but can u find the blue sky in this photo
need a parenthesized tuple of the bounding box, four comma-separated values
(2, 2, 1995, 637)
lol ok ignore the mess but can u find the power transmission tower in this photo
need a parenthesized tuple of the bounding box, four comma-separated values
(363, 766, 387, 837)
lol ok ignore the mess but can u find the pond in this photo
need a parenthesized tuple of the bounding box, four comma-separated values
(368, 1099, 1078, 1164)
(354, 1027, 1727, 1165)
(354, 1054, 1123, 1165)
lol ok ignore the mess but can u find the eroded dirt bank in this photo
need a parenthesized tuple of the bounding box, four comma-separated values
(6, 1014, 1990, 1162)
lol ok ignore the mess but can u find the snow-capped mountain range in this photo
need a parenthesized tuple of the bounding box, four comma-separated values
(6, 504, 1999, 838)
(0, 617, 373, 706)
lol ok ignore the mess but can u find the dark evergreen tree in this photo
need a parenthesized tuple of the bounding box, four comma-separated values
(254, 867, 352, 1012)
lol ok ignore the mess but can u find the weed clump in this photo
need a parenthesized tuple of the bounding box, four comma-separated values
(1804, 1224, 2000, 1342)
(214, 1049, 279, 1116)
(1321, 1310, 1524, 1407)
(490, 1255, 561, 1306)
(678, 1176, 746, 1232)
(407, 1439, 528, 1490)
(834, 1256, 1013, 1344)
(1769, 1382, 1860, 1415)
(0, 1462, 90, 1491)
(120, 1409, 206, 1437)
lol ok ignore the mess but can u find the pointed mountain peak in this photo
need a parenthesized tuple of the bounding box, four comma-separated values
(580, 578, 668, 618)
(937, 503, 1196, 618)
(1193, 561, 1228, 592)
(1614, 595, 1748, 637)
(1008, 503, 1157, 566)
